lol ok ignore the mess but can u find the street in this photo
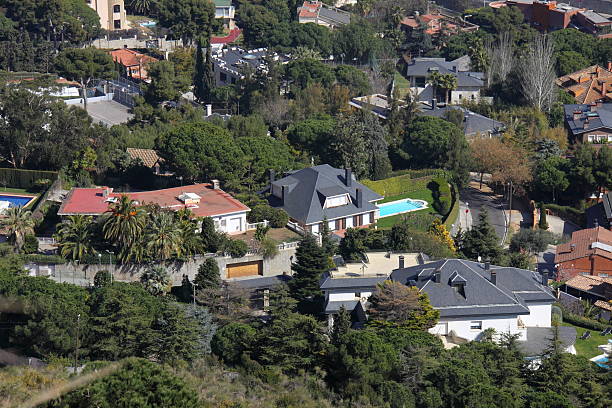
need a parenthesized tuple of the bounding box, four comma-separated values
(457, 177, 507, 244)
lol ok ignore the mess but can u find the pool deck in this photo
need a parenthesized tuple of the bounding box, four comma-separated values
(377, 198, 428, 218)
(0, 193, 37, 208)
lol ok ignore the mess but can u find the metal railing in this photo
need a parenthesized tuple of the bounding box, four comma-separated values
(246, 220, 269, 231)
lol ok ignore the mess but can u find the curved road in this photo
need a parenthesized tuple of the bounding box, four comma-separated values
(458, 181, 507, 244)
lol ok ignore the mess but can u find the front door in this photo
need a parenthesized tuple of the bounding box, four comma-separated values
(229, 217, 242, 232)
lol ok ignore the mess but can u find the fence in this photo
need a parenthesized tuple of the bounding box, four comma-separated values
(246, 220, 269, 231)
(0, 168, 59, 190)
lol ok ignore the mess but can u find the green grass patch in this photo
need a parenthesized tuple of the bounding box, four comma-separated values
(561, 322, 608, 359)
(394, 71, 410, 95)
(0, 187, 34, 195)
(362, 173, 433, 198)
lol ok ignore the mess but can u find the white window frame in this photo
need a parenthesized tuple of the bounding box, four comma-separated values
(470, 321, 482, 330)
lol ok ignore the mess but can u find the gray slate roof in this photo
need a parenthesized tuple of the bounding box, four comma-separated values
(587, 191, 612, 228)
(319, 7, 351, 25)
(418, 103, 505, 136)
(325, 300, 360, 313)
(564, 103, 612, 136)
(519, 326, 577, 357)
(232, 275, 291, 290)
(390, 259, 555, 318)
(405, 57, 485, 88)
(269, 164, 382, 225)
(320, 274, 388, 290)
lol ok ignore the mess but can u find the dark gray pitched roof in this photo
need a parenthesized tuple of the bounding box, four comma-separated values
(320, 275, 388, 290)
(418, 104, 505, 136)
(405, 57, 485, 88)
(325, 300, 360, 313)
(269, 164, 382, 225)
(390, 259, 555, 318)
(564, 103, 612, 136)
(319, 7, 351, 25)
(232, 275, 291, 289)
(519, 326, 577, 357)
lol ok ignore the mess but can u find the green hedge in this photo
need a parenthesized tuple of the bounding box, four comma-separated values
(0, 168, 58, 190)
(563, 312, 610, 331)
(429, 177, 452, 216)
(443, 186, 460, 229)
(543, 203, 585, 227)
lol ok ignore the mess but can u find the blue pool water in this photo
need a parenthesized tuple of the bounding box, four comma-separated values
(378, 199, 426, 217)
(0, 194, 34, 208)
(140, 21, 157, 27)
(593, 356, 610, 370)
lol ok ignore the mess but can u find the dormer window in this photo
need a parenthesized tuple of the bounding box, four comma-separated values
(324, 194, 350, 208)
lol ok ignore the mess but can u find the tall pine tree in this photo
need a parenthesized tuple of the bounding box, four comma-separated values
(193, 36, 214, 103)
(458, 209, 502, 263)
(289, 233, 328, 308)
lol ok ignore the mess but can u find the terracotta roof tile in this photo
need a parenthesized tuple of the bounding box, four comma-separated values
(564, 274, 612, 295)
(556, 65, 612, 104)
(555, 226, 612, 264)
(126, 148, 162, 168)
(594, 299, 612, 311)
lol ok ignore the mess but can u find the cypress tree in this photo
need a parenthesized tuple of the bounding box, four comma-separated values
(539, 203, 549, 230)
(194, 258, 221, 289)
(459, 209, 502, 263)
(331, 306, 352, 345)
(289, 234, 328, 304)
(193, 36, 214, 103)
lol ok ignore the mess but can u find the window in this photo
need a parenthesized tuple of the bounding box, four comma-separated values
(414, 77, 426, 87)
(220, 72, 227, 82)
(113, 19, 121, 29)
(580, 272, 590, 276)
(470, 321, 482, 330)
(113, 4, 121, 13)
(325, 194, 349, 208)
(600, 273, 609, 277)
(353, 214, 363, 226)
(355, 292, 361, 298)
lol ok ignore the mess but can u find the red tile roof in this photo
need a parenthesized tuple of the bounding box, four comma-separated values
(58, 184, 250, 218)
(110, 49, 158, 68)
(564, 274, 612, 294)
(555, 226, 612, 264)
(556, 65, 612, 104)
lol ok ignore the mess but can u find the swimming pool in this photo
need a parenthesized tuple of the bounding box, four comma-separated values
(0, 194, 36, 209)
(592, 356, 610, 370)
(378, 198, 428, 217)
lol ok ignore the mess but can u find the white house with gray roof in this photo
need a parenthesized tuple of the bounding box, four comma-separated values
(321, 258, 576, 356)
(211, 47, 288, 87)
(267, 165, 383, 235)
(405, 56, 486, 104)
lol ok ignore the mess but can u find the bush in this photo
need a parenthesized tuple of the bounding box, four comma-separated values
(194, 258, 221, 289)
(429, 178, 451, 216)
(211, 322, 257, 365)
(538, 203, 549, 230)
(248, 204, 289, 228)
(510, 229, 554, 254)
(259, 237, 279, 259)
(94, 270, 113, 288)
(22, 234, 39, 254)
(225, 239, 248, 258)
(563, 312, 610, 331)
(543, 203, 584, 227)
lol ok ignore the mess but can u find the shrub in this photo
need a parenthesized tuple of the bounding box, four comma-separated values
(94, 270, 113, 288)
(259, 237, 279, 259)
(538, 203, 549, 230)
(225, 239, 248, 258)
(194, 258, 221, 289)
(563, 312, 609, 331)
(211, 322, 257, 365)
(22, 234, 39, 254)
(248, 204, 289, 228)
(428, 178, 451, 216)
(510, 229, 554, 254)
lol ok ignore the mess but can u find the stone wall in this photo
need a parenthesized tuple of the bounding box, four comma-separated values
(43, 247, 297, 286)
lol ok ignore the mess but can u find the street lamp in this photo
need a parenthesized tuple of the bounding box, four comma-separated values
(464, 202, 470, 229)
(105, 250, 114, 283)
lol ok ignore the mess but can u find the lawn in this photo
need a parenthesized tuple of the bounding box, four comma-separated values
(562, 322, 608, 359)
(0, 187, 33, 195)
(394, 71, 410, 96)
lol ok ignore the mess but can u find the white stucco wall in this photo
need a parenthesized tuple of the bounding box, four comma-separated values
(522, 303, 552, 327)
(213, 212, 248, 235)
(345, 216, 354, 228)
(429, 314, 526, 341)
(311, 223, 320, 234)
(328, 291, 373, 302)
(451, 89, 480, 104)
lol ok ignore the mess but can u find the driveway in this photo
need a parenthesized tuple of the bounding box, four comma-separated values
(457, 178, 507, 244)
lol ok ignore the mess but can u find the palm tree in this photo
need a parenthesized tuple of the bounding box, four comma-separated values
(428, 72, 457, 104)
(1, 207, 35, 252)
(145, 211, 182, 261)
(178, 218, 203, 258)
(129, 0, 153, 15)
(103, 195, 145, 258)
(140, 265, 171, 296)
(54, 215, 96, 261)
(390, 5, 405, 28)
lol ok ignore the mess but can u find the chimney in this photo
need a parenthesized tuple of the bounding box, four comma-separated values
(345, 168, 352, 187)
(269, 169, 275, 186)
(399, 255, 405, 269)
(206, 104, 212, 117)
(484, 261, 490, 270)
(102, 187, 110, 198)
(603, 80, 608, 97)
(541, 272, 548, 286)
(434, 269, 441, 283)
(356, 188, 363, 208)
(281, 185, 288, 204)
(490, 270, 497, 285)
(608, 61, 612, 72)
(211, 179, 220, 190)
(431, 98, 437, 110)
(583, 120, 589, 130)
(589, 103, 597, 112)
(570, 243, 576, 252)
(573, 110, 581, 121)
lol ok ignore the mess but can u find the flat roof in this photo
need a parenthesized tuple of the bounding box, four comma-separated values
(58, 184, 250, 218)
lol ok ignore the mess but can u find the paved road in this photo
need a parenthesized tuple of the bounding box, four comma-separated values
(77, 100, 133, 126)
(458, 182, 507, 244)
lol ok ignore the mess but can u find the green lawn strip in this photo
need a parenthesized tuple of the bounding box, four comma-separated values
(378, 189, 434, 205)
(394, 71, 410, 95)
(561, 322, 608, 359)
(0, 187, 38, 196)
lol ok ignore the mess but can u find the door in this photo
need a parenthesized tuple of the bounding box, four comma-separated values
(226, 260, 263, 278)
(228, 217, 242, 232)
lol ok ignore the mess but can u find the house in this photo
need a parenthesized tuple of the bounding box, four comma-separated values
(554, 226, 612, 281)
(233, 275, 293, 311)
(211, 47, 287, 87)
(587, 191, 612, 229)
(109, 49, 158, 82)
(556, 64, 612, 105)
(563, 103, 612, 145)
(297, 1, 351, 28)
(86, 0, 127, 31)
(267, 165, 383, 235)
(214, 0, 236, 30)
(404, 57, 486, 104)
(211, 28, 242, 50)
(573, 11, 612, 38)
(126, 148, 173, 176)
(560, 274, 612, 320)
(400, 11, 479, 37)
(320, 258, 576, 355)
(348, 94, 504, 137)
(57, 183, 250, 235)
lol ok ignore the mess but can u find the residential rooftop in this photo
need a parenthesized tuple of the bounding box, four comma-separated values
(563, 103, 612, 136)
(555, 226, 612, 264)
(556, 64, 612, 104)
(58, 183, 250, 218)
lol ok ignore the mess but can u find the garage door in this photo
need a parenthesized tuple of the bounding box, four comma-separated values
(228, 217, 242, 232)
(226, 260, 263, 278)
